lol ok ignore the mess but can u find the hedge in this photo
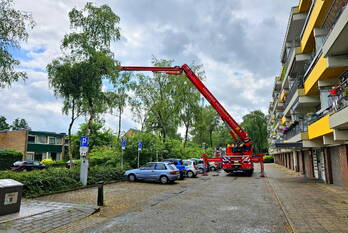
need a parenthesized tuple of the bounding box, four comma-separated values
(263, 155, 274, 163)
(0, 150, 22, 170)
(0, 166, 125, 198)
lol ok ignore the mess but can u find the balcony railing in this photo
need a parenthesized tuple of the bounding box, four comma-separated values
(284, 75, 304, 108)
(322, 0, 347, 43)
(283, 120, 309, 141)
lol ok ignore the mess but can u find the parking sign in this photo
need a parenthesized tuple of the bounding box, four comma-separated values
(138, 140, 142, 151)
(121, 138, 126, 150)
(80, 136, 89, 147)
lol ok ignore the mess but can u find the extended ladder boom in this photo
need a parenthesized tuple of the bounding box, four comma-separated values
(120, 64, 250, 143)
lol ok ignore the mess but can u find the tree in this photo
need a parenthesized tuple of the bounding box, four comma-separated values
(70, 119, 116, 158)
(0, 0, 35, 88)
(11, 118, 31, 130)
(191, 105, 219, 147)
(240, 110, 268, 153)
(106, 72, 132, 139)
(0, 116, 10, 130)
(47, 3, 121, 160)
(132, 58, 180, 142)
(173, 63, 204, 147)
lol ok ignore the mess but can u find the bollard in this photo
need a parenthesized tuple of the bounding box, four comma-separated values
(97, 181, 104, 206)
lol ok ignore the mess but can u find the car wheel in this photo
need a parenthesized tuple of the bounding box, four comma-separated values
(210, 166, 216, 171)
(187, 171, 194, 178)
(128, 174, 136, 182)
(160, 175, 169, 184)
(22, 168, 28, 172)
(199, 168, 204, 173)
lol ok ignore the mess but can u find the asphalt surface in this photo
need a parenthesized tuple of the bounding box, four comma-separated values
(86, 167, 291, 233)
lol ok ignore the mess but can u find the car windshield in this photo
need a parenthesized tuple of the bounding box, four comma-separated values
(33, 161, 40, 165)
(183, 161, 191, 166)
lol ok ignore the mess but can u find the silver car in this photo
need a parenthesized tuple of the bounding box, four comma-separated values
(183, 160, 199, 178)
(124, 162, 179, 184)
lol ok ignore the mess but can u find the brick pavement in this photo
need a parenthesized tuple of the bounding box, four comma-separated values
(0, 201, 98, 233)
(266, 163, 348, 233)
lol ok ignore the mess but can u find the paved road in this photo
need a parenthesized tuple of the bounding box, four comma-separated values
(86, 167, 290, 233)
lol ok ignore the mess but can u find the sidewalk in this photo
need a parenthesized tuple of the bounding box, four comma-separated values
(266, 163, 348, 233)
(0, 200, 98, 233)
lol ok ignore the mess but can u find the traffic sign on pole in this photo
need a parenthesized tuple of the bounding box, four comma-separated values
(80, 136, 89, 147)
(121, 138, 126, 150)
(138, 140, 142, 151)
(79, 136, 89, 186)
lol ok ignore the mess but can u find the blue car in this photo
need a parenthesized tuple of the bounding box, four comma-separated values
(163, 159, 186, 180)
(124, 162, 179, 184)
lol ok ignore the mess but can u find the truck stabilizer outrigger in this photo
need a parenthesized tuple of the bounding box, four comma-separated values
(119, 64, 265, 177)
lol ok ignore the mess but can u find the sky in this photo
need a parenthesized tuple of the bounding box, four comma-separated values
(1, 0, 297, 135)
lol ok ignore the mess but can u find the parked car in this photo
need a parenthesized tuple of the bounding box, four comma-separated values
(124, 162, 179, 184)
(163, 158, 186, 180)
(183, 160, 198, 178)
(191, 158, 205, 173)
(11, 161, 46, 171)
(209, 162, 218, 171)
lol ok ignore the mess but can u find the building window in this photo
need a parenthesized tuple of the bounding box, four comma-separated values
(37, 136, 47, 144)
(49, 137, 56, 145)
(56, 137, 62, 145)
(28, 135, 35, 143)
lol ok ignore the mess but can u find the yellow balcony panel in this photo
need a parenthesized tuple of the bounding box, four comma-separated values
(301, 0, 333, 53)
(298, 0, 312, 13)
(304, 56, 348, 95)
(279, 89, 288, 102)
(308, 115, 333, 139)
(281, 116, 287, 126)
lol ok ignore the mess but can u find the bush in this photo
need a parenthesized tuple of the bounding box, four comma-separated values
(45, 160, 66, 168)
(0, 166, 125, 198)
(41, 158, 53, 165)
(263, 155, 274, 163)
(0, 150, 22, 170)
(89, 146, 120, 167)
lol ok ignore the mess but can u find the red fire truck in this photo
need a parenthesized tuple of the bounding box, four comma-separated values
(120, 64, 264, 177)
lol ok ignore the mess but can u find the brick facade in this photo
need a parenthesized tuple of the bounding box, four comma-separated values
(0, 130, 27, 157)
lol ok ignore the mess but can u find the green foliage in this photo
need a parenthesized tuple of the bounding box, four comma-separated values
(70, 120, 116, 158)
(0, 150, 22, 170)
(44, 160, 66, 168)
(132, 58, 180, 142)
(0, 166, 124, 197)
(191, 105, 220, 147)
(263, 155, 274, 163)
(0, 0, 35, 88)
(11, 118, 31, 130)
(0, 116, 10, 130)
(0, 168, 80, 197)
(241, 110, 268, 153)
(41, 158, 53, 165)
(89, 146, 121, 167)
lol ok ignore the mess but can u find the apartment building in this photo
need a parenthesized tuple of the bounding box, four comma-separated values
(268, 0, 348, 187)
(0, 129, 67, 161)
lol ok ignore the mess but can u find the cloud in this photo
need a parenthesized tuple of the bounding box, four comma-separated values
(1, 0, 296, 134)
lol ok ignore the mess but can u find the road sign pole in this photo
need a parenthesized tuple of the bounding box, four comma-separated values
(80, 136, 89, 186)
(121, 149, 124, 169)
(137, 150, 140, 168)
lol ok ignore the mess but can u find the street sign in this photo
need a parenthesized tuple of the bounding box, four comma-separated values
(121, 138, 126, 150)
(138, 140, 142, 151)
(80, 136, 89, 147)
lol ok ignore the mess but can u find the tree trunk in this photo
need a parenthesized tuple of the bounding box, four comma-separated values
(117, 106, 122, 139)
(68, 100, 78, 168)
(183, 122, 189, 148)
